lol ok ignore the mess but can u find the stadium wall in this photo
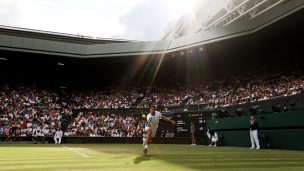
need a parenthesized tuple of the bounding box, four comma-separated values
(207, 110, 304, 150)
(63, 137, 199, 144)
(0, 137, 201, 145)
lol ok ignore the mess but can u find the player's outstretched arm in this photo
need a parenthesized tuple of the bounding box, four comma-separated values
(160, 115, 176, 125)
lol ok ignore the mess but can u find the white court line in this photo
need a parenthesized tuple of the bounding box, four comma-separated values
(62, 145, 91, 158)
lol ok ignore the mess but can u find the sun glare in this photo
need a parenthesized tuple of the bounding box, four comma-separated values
(170, 0, 198, 17)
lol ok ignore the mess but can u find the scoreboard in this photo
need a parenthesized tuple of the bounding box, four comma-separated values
(160, 112, 210, 137)
(175, 113, 209, 137)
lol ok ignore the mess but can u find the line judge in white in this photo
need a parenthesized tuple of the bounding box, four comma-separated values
(54, 128, 63, 144)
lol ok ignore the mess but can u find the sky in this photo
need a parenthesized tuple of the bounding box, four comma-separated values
(0, 0, 199, 41)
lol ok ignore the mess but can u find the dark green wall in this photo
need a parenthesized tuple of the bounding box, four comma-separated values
(207, 111, 304, 150)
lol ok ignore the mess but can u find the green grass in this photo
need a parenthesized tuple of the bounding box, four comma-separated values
(0, 144, 304, 171)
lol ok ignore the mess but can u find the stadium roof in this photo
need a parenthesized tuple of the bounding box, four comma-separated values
(0, 0, 289, 42)
(0, 25, 138, 45)
(162, 0, 292, 39)
(0, 0, 303, 58)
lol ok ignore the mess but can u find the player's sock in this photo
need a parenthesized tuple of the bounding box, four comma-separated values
(142, 138, 146, 147)
(143, 137, 146, 144)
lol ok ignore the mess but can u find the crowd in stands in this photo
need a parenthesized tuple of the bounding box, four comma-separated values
(138, 73, 304, 109)
(1, 72, 304, 139)
(64, 112, 145, 137)
(66, 73, 304, 110)
(0, 85, 72, 140)
(69, 88, 144, 109)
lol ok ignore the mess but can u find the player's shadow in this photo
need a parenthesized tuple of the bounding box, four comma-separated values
(133, 155, 151, 164)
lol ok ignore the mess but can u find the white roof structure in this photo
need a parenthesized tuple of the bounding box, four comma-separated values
(163, 0, 288, 40)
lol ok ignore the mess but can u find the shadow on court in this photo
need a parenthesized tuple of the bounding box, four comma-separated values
(133, 155, 152, 164)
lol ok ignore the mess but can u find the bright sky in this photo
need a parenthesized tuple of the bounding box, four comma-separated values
(0, 0, 199, 41)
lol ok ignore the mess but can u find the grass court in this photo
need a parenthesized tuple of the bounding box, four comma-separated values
(0, 144, 304, 171)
